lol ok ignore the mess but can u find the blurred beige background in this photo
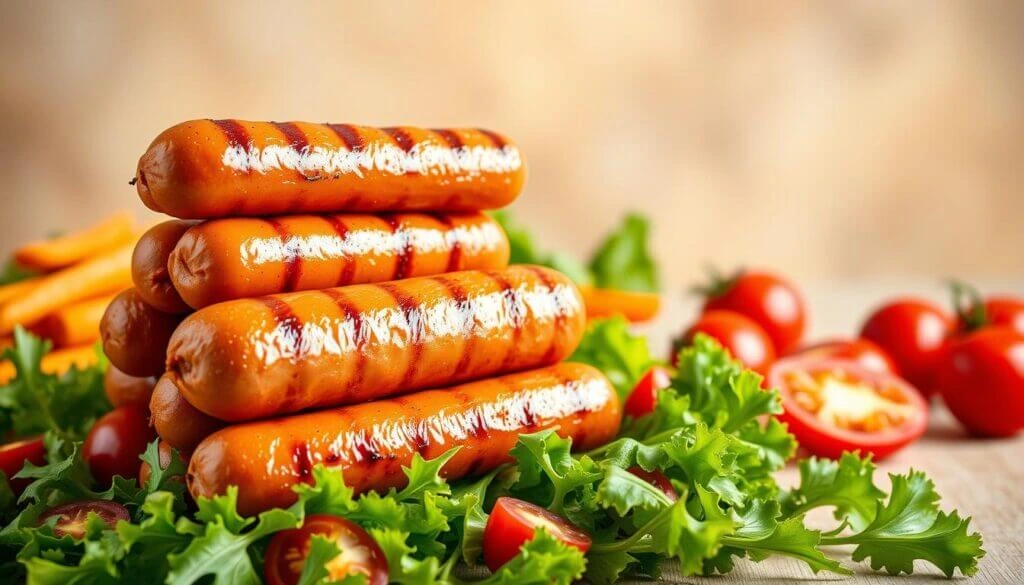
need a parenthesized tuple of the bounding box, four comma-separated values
(1, 0, 1021, 294)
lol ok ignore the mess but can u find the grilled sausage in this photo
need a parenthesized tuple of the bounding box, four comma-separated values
(135, 121, 525, 219)
(169, 212, 509, 309)
(100, 289, 184, 377)
(149, 375, 223, 453)
(104, 365, 157, 409)
(132, 220, 199, 314)
(167, 265, 585, 421)
(187, 362, 620, 515)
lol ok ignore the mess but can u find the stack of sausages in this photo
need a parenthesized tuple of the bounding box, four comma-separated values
(102, 120, 621, 514)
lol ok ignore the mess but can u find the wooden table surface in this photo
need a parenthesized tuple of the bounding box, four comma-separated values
(624, 285, 1024, 583)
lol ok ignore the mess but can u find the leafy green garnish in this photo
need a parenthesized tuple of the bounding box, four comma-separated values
(568, 316, 659, 400)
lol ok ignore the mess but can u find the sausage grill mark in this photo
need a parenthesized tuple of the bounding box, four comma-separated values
(376, 282, 424, 389)
(264, 219, 302, 292)
(431, 275, 475, 376)
(319, 288, 366, 396)
(292, 442, 313, 480)
(272, 121, 309, 151)
(381, 127, 416, 153)
(431, 129, 465, 149)
(260, 297, 305, 409)
(526, 266, 563, 364)
(326, 123, 365, 151)
(321, 215, 358, 286)
(477, 128, 508, 149)
(384, 215, 414, 280)
(430, 214, 464, 272)
(211, 119, 252, 147)
(487, 272, 521, 371)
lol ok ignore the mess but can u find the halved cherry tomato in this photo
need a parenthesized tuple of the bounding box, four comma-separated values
(680, 310, 776, 375)
(623, 367, 672, 417)
(860, 298, 952, 396)
(83, 406, 155, 486)
(265, 514, 388, 585)
(937, 327, 1024, 437)
(795, 339, 899, 376)
(700, 269, 806, 354)
(39, 500, 129, 539)
(0, 436, 46, 494)
(627, 467, 677, 501)
(770, 357, 928, 460)
(483, 497, 592, 572)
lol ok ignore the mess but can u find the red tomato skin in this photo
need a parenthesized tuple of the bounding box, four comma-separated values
(981, 297, 1024, 335)
(0, 436, 46, 494)
(483, 497, 592, 573)
(795, 339, 899, 376)
(83, 406, 155, 486)
(770, 357, 928, 461)
(859, 299, 952, 396)
(703, 270, 806, 354)
(265, 514, 388, 585)
(39, 500, 129, 539)
(937, 327, 1024, 437)
(623, 367, 672, 418)
(627, 467, 677, 501)
(684, 310, 776, 375)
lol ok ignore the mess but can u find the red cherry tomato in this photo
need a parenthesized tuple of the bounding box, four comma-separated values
(795, 339, 899, 376)
(701, 270, 806, 354)
(859, 298, 952, 396)
(682, 310, 776, 375)
(482, 497, 592, 572)
(627, 467, 677, 501)
(39, 500, 129, 539)
(83, 406, 155, 486)
(981, 297, 1024, 335)
(937, 327, 1024, 437)
(769, 357, 928, 460)
(265, 514, 388, 585)
(623, 367, 672, 418)
(0, 436, 46, 494)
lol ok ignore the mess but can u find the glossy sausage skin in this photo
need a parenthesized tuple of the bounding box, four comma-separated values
(169, 212, 510, 309)
(135, 120, 525, 219)
(188, 362, 620, 515)
(104, 365, 158, 409)
(100, 289, 185, 377)
(149, 375, 223, 452)
(132, 220, 199, 314)
(167, 265, 585, 422)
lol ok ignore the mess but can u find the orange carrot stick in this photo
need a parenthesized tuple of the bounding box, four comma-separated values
(581, 286, 661, 323)
(14, 211, 135, 272)
(0, 344, 99, 385)
(33, 294, 116, 348)
(0, 243, 134, 334)
(0, 278, 41, 306)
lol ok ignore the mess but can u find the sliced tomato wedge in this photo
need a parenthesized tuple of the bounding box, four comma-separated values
(623, 367, 672, 417)
(0, 436, 46, 494)
(770, 357, 928, 460)
(627, 467, 677, 501)
(39, 500, 129, 539)
(265, 514, 388, 585)
(482, 497, 591, 572)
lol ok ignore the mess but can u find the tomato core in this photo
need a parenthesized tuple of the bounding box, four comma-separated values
(782, 368, 917, 433)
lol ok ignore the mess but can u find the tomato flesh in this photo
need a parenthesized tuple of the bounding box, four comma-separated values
(937, 327, 1024, 437)
(265, 514, 388, 585)
(39, 500, 129, 539)
(771, 357, 927, 460)
(483, 497, 591, 572)
(0, 436, 46, 494)
(83, 406, 155, 486)
(624, 367, 672, 418)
